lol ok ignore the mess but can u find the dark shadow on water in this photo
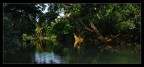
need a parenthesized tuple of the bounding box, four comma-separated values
(3, 39, 141, 64)
(4, 46, 35, 63)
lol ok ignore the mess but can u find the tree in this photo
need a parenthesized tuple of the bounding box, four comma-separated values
(52, 3, 141, 44)
(3, 3, 46, 56)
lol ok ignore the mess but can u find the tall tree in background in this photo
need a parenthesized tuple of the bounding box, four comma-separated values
(3, 3, 46, 55)
(51, 3, 141, 43)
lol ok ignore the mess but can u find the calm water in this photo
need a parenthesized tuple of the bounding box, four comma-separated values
(34, 51, 63, 64)
(3, 40, 141, 64)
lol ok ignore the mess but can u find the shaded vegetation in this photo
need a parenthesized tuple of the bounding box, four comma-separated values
(3, 3, 141, 64)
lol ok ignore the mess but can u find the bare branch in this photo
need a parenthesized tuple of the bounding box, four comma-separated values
(90, 21, 99, 33)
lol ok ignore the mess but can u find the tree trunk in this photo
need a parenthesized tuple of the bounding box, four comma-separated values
(86, 21, 112, 43)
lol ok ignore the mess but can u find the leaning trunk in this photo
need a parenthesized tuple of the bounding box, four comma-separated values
(85, 21, 112, 43)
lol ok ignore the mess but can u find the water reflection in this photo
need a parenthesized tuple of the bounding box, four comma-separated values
(4, 38, 140, 64)
(33, 39, 66, 64)
(32, 39, 141, 64)
(34, 51, 62, 64)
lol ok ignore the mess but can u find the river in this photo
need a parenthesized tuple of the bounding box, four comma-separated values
(3, 39, 141, 64)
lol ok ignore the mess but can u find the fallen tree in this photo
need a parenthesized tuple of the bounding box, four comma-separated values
(81, 21, 112, 43)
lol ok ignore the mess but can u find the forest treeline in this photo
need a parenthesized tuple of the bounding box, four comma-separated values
(3, 3, 141, 52)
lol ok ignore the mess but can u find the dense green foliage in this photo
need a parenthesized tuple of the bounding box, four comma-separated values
(50, 3, 141, 44)
(3, 3, 141, 63)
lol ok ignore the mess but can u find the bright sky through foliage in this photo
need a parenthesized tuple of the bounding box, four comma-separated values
(42, 4, 64, 18)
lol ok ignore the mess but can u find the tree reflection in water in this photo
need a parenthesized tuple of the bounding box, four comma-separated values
(33, 40, 64, 64)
